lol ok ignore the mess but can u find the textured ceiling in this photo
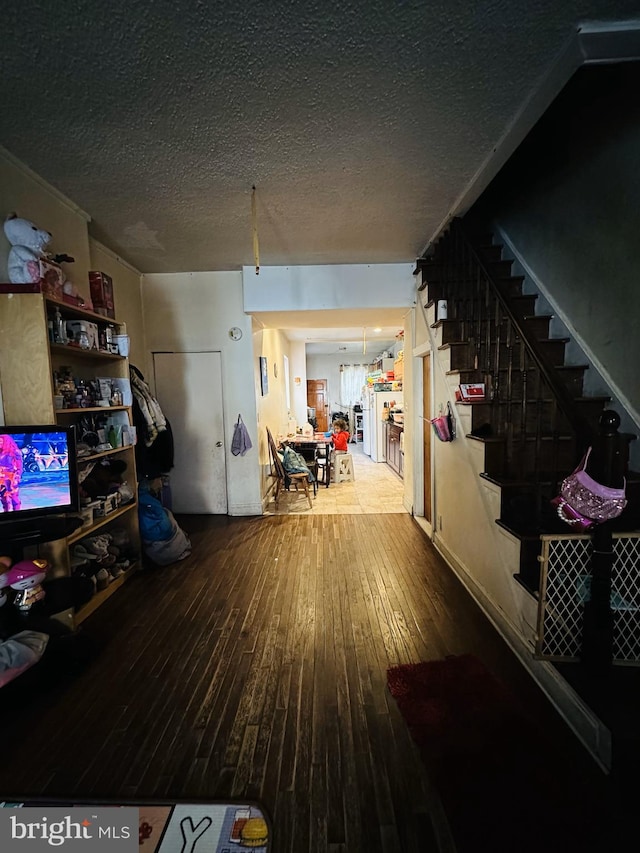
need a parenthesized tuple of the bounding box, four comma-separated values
(1, 0, 638, 277)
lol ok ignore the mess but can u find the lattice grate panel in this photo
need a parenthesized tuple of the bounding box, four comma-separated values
(536, 533, 640, 665)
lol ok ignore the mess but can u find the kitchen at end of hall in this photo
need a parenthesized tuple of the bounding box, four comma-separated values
(305, 346, 405, 478)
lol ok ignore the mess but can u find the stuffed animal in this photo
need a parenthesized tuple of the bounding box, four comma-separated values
(3, 213, 52, 283)
(3, 212, 75, 287)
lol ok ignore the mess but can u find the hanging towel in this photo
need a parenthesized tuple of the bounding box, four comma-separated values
(231, 415, 253, 456)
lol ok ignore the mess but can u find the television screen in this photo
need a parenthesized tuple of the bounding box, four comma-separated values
(0, 426, 78, 522)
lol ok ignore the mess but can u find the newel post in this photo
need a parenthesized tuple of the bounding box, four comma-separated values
(580, 410, 628, 674)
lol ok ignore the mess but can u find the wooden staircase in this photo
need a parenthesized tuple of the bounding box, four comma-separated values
(416, 218, 640, 594)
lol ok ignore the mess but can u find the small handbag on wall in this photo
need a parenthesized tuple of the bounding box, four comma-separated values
(552, 447, 627, 531)
(430, 402, 455, 442)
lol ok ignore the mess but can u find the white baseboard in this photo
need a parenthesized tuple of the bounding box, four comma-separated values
(412, 514, 433, 539)
(228, 502, 264, 516)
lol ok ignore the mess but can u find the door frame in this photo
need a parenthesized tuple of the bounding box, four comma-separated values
(411, 340, 433, 536)
(307, 378, 329, 432)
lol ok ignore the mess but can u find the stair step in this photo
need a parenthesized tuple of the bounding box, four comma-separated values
(468, 432, 578, 478)
(513, 572, 540, 599)
(477, 245, 504, 263)
(522, 314, 552, 338)
(438, 341, 473, 371)
(441, 337, 570, 370)
(509, 293, 538, 314)
(466, 233, 495, 246)
(487, 259, 515, 278)
(425, 276, 526, 300)
(447, 364, 590, 398)
(497, 511, 571, 537)
(466, 398, 609, 437)
(479, 472, 556, 488)
(431, 318, 464, 344)
(434, 314, 552, 341)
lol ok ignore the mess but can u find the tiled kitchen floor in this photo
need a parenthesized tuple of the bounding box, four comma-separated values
(267, 441, 407, 515)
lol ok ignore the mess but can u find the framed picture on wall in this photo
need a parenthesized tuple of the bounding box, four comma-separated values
(260, 356, 269, 396)
(283, 355, 290, 409)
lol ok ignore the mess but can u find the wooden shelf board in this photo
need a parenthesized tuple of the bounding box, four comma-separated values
(49, 343, 124, 361)
(75, 562, 139, 625)
(68, 501, 137, 545)
(45, 296, 121, 326)
(78, 445, 135, 464)
(56, 405, 130, 415)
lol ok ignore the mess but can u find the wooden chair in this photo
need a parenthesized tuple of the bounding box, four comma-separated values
(315, 443, 331, 487)
(294, 441, 319, 496)
(266, 428, 313, 509)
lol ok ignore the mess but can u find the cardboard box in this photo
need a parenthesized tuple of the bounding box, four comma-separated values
(39, 259, 64, 299)
(66, 320, 99, 350)
(62, 292, 87, 308)
(89, 271, 115, 318)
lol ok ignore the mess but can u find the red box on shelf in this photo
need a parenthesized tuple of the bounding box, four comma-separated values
(459, 383, 486, 401)
(89, 271, 115, 318)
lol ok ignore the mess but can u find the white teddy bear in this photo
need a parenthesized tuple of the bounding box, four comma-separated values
(3, 212, 52, 284)
(4, 213, 77, 299)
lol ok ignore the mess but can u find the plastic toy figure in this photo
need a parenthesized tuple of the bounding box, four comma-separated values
(4, 559, 49, 612)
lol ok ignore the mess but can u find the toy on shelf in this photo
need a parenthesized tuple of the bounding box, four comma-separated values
(3, 212, 75, 298)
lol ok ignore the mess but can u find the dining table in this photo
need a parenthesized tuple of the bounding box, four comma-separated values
(278, 433, 333, 487)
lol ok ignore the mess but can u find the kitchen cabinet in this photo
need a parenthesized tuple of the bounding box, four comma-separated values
(373, 357, 395, 374)
(385, 422, 403, 478)
(394, 353, 404, 382)
(0, 291, 141, 625)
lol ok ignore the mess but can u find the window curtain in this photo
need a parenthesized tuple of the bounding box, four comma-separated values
(339, 364, 368, 406)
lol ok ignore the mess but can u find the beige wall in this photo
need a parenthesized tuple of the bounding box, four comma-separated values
(254, 327, 296, 499)
(412, 296, 537, 643)
(0, 148, 147, 431)
(89, 239, 145, 371)
(0, 148, 91, 297)
(0, 148, 145, 363)
(141, 271, 262, 515)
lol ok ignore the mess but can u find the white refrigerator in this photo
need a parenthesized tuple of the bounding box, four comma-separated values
(362, 390, 372, 456)
(363, 389, 403, 462)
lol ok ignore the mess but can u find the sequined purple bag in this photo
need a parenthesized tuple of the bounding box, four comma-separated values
(552, 447, 627, 530)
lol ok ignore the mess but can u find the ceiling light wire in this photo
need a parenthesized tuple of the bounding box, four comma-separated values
(251, 185, 260, 275)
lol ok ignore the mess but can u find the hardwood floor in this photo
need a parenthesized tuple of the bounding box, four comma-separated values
(0, 511, 609, 852)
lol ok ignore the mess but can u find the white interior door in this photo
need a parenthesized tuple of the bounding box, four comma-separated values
(153, 351, 227, 514)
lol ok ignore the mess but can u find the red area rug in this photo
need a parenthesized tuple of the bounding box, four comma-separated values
(387, 654, 611, 853)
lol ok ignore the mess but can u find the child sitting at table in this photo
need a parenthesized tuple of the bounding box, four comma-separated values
(331, 419, 350, 453)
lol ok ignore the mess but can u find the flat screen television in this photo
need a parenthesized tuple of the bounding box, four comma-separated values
(0, 425, 79, 546)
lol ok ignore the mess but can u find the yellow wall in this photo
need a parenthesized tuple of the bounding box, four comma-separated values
(254, 327, 295, 499)
(0, 148, 145, 361)
(89, 239, 145, 371)
(141, 271, 263, 515)
(0, 150, 91, 297)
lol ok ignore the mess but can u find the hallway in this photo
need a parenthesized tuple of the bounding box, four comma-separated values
(266, 441, 407, 515)
(0, 511, 616, 852)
